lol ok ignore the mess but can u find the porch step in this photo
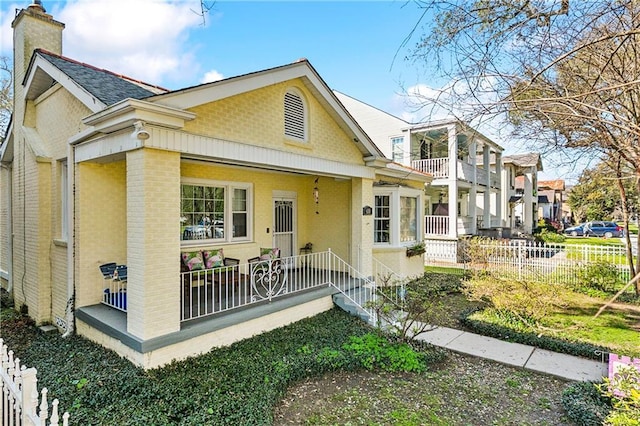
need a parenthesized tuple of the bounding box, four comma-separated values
(332, 288, 372, 324)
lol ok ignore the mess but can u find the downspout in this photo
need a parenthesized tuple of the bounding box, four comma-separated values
(0, 163, 13, 293)
(62, 143, 75, 337)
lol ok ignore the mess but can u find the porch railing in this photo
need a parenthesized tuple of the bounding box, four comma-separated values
(425, 215, 449, 236)
(180, 250, 377, 323)
(1, 339, 70, 426)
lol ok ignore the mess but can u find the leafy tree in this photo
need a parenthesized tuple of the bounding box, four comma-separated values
(0, 56, 11, 140)
(408, 0, 640, 292)
(568, 163, 638, 223)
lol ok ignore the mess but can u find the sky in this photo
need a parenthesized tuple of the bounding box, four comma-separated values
(0, 0, 583, 182)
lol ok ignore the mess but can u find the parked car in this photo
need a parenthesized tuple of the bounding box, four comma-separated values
(583, 221, 623, 238)
(564, 223, 586, 237)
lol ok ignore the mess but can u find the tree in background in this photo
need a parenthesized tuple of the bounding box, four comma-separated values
(568, 162, 638, 224)
(0, 56, 11, 140)
(408, 0, 640, 292)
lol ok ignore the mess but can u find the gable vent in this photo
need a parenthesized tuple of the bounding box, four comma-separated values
(284, 91, 306, 140)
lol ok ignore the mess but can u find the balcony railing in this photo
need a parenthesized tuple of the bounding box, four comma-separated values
(412, 158, 449, 178)
(412, 158, 500, 188)
(425, 215, 449, 236)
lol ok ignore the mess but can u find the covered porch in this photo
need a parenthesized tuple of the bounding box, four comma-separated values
(76, 250, 385, 368)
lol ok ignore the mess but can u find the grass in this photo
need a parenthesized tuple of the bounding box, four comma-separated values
(464, 278, 640, 358)
(563, 236, 625, 246)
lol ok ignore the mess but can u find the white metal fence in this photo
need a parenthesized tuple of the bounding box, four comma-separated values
(452, 239, 634, 287)
(1, 339, 70, 426)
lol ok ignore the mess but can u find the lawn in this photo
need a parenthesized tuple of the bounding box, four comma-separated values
(563, 235, 625, 246)
(467, 291, 640, 358)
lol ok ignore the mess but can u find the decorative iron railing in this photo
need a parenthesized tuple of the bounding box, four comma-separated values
(180, 250, 377, 323)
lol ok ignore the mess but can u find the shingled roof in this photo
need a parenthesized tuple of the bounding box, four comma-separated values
(35, 50, 166, 106)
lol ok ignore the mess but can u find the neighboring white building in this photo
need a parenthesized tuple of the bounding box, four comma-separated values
(336, 92, 525, 261)
(503, 153, 544, 234)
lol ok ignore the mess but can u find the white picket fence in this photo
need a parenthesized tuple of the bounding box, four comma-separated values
(0, 339, 70, 426)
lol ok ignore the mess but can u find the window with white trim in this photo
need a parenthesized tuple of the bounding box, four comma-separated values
(400, 196, 417, 242)
(284, 89, 307, 141)
(391, 137, 404, 162)
(60, 160, 68, 240)
(181, 179, 252, 243)
(374, 195, 390, 243)
(374, 186, 422, 246)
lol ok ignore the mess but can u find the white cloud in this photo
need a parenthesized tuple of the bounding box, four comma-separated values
(1, 2, 23, 55)
(200, 69, 224, 83)
(50, 0, 205, 87)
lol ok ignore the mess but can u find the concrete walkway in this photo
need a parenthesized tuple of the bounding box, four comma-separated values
(415, 326, 608, 382)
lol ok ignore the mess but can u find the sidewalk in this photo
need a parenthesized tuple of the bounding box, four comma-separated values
(415, 326, 608, 382)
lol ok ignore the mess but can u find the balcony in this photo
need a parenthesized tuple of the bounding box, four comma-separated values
(412, 158, 500, 188)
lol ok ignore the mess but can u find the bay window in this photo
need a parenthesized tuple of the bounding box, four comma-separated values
(373, 185, 422, 246)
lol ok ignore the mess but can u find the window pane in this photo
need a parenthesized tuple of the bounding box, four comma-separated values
(374, 195, 390, 243)
(400, 196, 417, 242)
(233, 213, 247, 237)
(233, 188, 247, 211)
(391, 137, 404, 162)
(181, 184, 224, 241)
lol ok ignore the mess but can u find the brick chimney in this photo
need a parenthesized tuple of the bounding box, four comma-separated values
(11, 1, 65, 91)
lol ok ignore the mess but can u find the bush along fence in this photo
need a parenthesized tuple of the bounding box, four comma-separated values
(437, 239, 635, 290)
(1, 338, 70, 426)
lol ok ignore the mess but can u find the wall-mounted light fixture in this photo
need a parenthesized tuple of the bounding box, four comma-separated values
(362, 205, 372, 216)
(313, 177, 319, 214)
(131, 120, 150, 140)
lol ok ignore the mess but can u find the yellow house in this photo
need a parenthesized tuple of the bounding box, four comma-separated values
(0, 3, 432, 369)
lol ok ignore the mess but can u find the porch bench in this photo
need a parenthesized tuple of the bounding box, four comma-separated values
(181, 249, 242, 289)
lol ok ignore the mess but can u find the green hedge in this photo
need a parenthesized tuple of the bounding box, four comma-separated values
(459, 308, 610, 360)
(0, 307, 444, 425)
(561, 381, 611, 426)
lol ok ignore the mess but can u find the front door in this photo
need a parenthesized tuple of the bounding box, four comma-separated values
(273, 197, 296, 258)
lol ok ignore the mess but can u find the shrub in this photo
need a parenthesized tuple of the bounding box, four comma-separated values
(575, 261, 624, 294)
(462, 275, 565, 326)
(597, 365, 640, 426)
(535, 228, 566, 243)
(562, 381, 611, 426)
(370, 272, 464, 341)
(342, 333, 428, 373)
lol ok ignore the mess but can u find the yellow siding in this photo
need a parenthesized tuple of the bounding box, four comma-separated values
(0, 166, 9, 289)
(373, 248, 425, 280)
(36, 87, 92, 327)
(183, 79, 364, 165)
(75, 161, 127, 308)
(181, 162, 352, 262)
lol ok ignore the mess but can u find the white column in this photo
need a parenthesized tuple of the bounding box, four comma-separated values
(495, 153, 503, 228)
(447, 125, 458, 239)
(469, 139, 477, 234)
(523, 169, 534, 233)
(483, 146, 491, 228)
